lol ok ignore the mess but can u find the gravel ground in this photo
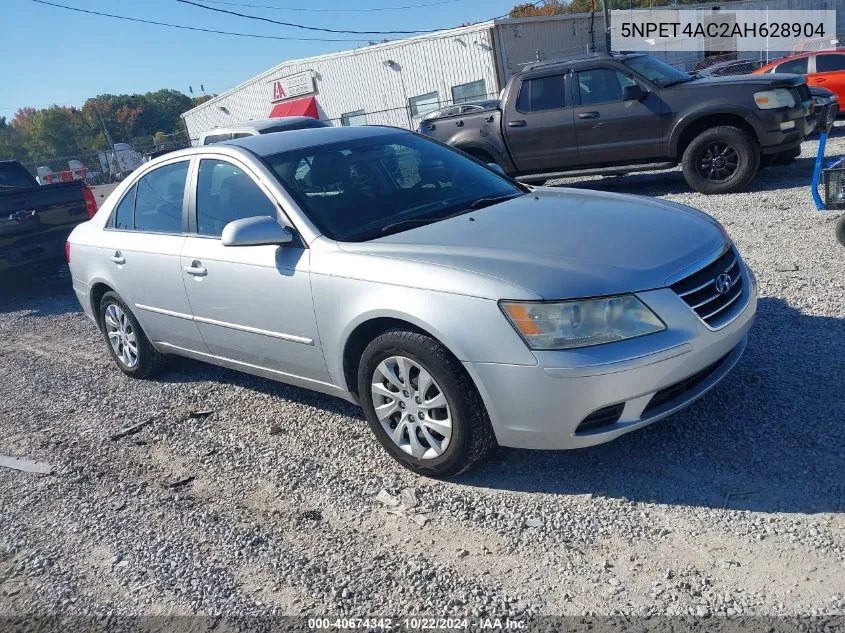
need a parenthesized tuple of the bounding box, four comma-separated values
(0, 131, 843, 629)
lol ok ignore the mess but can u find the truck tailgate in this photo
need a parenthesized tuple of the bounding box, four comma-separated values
(0, 181, 90, 271)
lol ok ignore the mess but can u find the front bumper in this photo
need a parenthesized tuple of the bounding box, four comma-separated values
(754, 103, 815, 155)
(464, 258, 757, 450)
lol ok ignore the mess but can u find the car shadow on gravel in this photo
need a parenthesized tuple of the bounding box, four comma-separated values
(458, 297, 845, 515)
(549, 156, 819, 197)
(0, 267, 81, 318)
(158, 358, 365, 421)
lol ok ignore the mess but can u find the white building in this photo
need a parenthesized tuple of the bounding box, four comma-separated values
(181, 14, 607, 141)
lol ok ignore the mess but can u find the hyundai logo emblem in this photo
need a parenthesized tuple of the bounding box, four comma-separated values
(714, 273, 732, 295)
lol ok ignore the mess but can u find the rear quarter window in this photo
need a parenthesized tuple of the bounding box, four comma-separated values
(111, 185, 137, 230)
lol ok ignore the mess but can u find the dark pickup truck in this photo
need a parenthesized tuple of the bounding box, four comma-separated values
(419, 52, 814, 194)
(0, 160, 98, 273)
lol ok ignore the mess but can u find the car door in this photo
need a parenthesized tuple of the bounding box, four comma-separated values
(502, 72, 579, 172)
(101, 158, 205, 351)
(572, 66, 663, 165)
(180, 156, 331, 383)
(810, 53, 845, 103)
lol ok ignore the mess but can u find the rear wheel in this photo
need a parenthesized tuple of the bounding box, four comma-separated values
(99, 291, 164, 379)
(465, 148, 500, 169)
(681, 126, 759, 194)
(358, 329, 495, 477)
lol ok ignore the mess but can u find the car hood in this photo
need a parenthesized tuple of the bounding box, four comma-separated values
(337, 187, 728, 300)
(684, 73, 806, 88)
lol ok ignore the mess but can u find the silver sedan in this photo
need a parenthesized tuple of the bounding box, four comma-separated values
(67, 126, 756, 477)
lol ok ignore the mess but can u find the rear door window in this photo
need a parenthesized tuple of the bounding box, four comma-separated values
(815, 54, 845, 73)
(133, 161, 189, 233)
(516, 74, 567, 112)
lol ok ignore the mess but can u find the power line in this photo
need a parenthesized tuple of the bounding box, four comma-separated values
(28, 0, 369, 42)
(177, 0, 547, 36)
(176, 0, 434, 34)
(194, 0, 463, 12)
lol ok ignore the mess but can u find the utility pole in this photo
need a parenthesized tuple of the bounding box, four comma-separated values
(603, 0, 612, 52)
(92, 101, 118, 182)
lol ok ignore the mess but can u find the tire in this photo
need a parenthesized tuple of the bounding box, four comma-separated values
(465, 148, 498, 168)
(99, 291, 164, 379)
(836, 215, 845, 247)
(681, 126, 760, 194)
(357, 329, 495, 477)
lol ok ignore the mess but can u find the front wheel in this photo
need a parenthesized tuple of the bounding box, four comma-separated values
(358, 329, 495, 477)
(681, 126, 760, 194)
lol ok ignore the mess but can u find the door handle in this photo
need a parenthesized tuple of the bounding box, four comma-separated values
(815, 78, 827, 83)
(507, 120, 527, 127)
(110, 251, 125, 265)
(455, 120, 464, 127)
(579, 111, 600, 119)
(184, 260, 207, 277)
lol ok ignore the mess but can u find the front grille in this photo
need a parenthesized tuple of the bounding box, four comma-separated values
(575, 403, 624, 434)
(670, 247, 744, 328)
(642, 352, 730, 415)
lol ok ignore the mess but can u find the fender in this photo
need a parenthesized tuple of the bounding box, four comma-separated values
(453, 140, 516, 173)
(668, 105, 765, 157)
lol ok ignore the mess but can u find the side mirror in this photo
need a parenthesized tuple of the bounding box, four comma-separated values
(221, 216, 293, 247)
(623, 84, 648, 101)
(488, 162, 505, 175)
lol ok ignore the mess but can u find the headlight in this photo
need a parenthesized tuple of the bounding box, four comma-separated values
(754, 88, 796, 110)
(501, 295, 665, 350)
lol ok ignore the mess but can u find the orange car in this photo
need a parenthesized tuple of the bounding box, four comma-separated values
(755, 49, 845, 103)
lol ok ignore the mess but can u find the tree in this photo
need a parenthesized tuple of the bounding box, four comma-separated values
(510, 0, 568, 18)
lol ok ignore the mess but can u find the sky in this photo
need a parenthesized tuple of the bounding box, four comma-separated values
(0, 0, 517, 117)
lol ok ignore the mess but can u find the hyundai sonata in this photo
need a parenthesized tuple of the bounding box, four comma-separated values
(67, 126, 756, 476)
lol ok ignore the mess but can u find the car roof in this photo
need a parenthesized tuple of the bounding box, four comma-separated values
(220, 125, 410, 156)
(760, 48, 845, 69)
(204, 116, 324, 134)
(521, 51, 640, 73)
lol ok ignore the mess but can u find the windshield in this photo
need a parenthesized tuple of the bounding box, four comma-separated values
(265, 133, 524, 241)
(622, 55, 693, 88)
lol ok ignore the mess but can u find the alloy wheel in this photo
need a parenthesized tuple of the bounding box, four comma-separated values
(696, 142, 739, 182)
(370, 355, 452, 459)
(104, 303, 139, 368)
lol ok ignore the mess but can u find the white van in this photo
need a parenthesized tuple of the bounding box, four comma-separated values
(198, 117, 328, 145)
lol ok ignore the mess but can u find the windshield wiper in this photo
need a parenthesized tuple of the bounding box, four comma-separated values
(377, 193, 523, 235)
(379, 217, 440, 233)
(465, 192, 523, 210)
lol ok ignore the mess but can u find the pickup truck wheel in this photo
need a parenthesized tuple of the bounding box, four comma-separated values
(465, 149, 498, 167)
(836, 215, 845, 247)
(682, 126, 759, 194)
(99, 291, 164, 379)
(358, 329, 495, 478)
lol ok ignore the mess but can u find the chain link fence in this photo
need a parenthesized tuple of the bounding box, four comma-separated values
(28, 131, 192, 187)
